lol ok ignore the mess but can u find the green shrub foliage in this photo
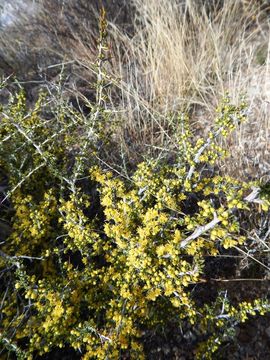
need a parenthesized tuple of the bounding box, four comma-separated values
(0, 84, 269, 360)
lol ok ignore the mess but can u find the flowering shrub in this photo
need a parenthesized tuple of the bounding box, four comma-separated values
(0, 84, 269, 360)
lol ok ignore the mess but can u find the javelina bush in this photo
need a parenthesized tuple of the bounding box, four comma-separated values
(0, 83, 269, 360)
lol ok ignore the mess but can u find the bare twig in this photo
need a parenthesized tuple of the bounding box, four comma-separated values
(186, 127, 223, 181)
(180, 213, 220, 249)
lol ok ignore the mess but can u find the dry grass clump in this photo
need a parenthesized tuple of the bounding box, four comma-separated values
(105, 0, 270, 178)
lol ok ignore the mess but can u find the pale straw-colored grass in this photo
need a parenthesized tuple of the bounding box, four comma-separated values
(0, 0, 269, 177)
(104, 0, 270, 178)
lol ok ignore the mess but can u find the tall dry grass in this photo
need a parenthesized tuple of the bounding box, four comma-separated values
(0, 0, 269, 178)
(104, 0, 270, 178)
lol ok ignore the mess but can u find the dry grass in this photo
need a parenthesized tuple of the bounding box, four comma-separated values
(0, 0, 269, 178)
(105, 0, 270, 178)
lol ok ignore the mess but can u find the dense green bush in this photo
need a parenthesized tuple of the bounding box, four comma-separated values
(0, 78, 269, 360)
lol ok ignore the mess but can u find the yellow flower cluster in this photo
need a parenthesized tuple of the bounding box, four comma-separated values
(9, 190, 57, 254)
(1, 91, 269, 360)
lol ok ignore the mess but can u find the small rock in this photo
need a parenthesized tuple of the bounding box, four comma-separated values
(265, 326, 270, 338)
